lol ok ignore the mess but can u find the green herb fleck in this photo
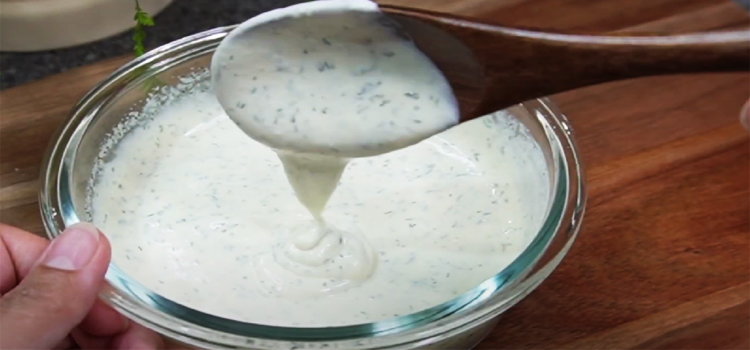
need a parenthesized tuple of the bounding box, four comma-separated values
(133, 0, 155, 56)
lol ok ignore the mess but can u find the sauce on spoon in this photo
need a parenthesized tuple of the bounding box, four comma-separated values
(211, 0, 459, 219)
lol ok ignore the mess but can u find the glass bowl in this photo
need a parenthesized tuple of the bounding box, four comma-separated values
(39, 25, 586, 349)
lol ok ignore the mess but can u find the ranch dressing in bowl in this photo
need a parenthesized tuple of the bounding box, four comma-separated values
(87, 0, 549, 330)
(40, 23, 586, 349)
(89, 82, 549, 327)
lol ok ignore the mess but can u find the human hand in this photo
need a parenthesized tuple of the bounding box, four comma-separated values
(0, 223, 164, 349)
(741, 99, 749, 131)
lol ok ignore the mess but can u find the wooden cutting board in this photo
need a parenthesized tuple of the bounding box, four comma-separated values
(1, 0, 748, 348)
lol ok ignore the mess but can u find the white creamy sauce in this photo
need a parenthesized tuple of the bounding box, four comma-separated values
(90, 87, 549, 327)
(211, 0, 459, 222)
(88, 0, 549, 328)
(212, 0, 458, 158)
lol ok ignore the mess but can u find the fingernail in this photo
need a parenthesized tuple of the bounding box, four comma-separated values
(741, 101, 749, 131)
(43, 222, 101, 271)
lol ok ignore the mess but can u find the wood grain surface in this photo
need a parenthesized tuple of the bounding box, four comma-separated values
(1, 0, 748, 349)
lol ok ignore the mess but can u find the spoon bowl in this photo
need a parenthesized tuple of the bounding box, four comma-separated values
(211, 1, 460, 158)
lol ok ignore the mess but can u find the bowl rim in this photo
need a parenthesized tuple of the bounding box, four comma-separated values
(38, 25, 586, 348)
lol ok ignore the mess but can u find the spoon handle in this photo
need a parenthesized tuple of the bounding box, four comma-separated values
(382, 6, 750, 119)
(476, 28, 750, 116)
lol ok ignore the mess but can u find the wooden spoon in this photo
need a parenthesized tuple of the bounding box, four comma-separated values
(380, 5, 750, 122)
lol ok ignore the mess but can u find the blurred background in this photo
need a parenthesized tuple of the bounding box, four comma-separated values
(1, 0, 749, 90)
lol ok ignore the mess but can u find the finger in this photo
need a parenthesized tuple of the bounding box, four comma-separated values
(111, 323, 166, 350)
(70, 328, 112, 349)
(73, 321, 166, 350)
(0, 222, 112, 350)
(78, 299, 130, 336)
(741, 99, 749, 131)
(52, 335, 74, 350)
(0, 224, 49, 294)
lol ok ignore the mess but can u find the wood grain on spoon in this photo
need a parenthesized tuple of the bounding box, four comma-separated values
(381, 5, 750, 122)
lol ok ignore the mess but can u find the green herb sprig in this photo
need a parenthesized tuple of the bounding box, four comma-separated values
(133, 0, 155, 56)
(132, 1, 165, 92)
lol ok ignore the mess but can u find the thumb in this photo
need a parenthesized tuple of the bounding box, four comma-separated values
(0, 222, 111, 350)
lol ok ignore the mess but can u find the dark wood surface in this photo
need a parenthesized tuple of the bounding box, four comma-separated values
(1, 0, 748, 349)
